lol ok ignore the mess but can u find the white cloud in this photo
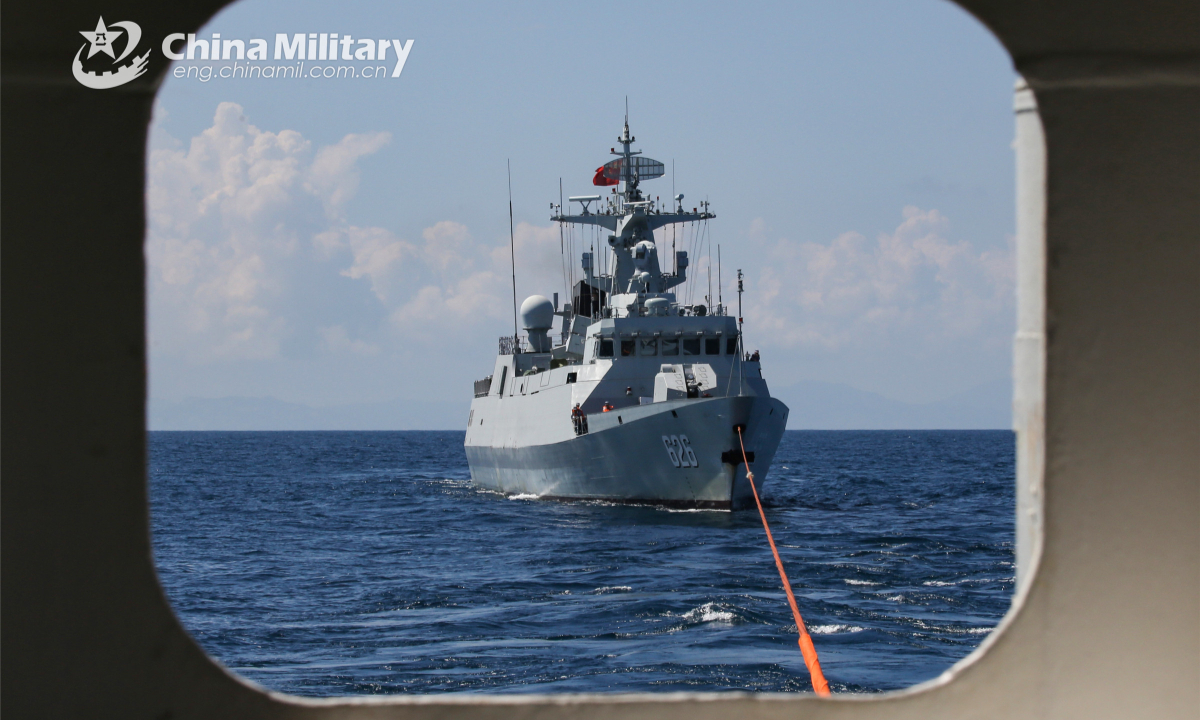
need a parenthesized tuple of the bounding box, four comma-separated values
(319, 325, 380, 356)
(422, 220, 474, 273)
(489, 221, 565, 284)
(337, 226, 416, 303)
(148, 103, 350, 360)
(306, 132, 391, 218)
(147, 104, 570, 365)
(379, 220, 571, 334)
(745, 207, 1014, 351)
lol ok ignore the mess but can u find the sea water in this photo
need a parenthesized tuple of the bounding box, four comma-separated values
(150, 430, 1014, 696)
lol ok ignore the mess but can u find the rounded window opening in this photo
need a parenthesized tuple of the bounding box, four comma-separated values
(147, 0, 1032, 698)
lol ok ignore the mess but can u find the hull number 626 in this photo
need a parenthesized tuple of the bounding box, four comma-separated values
(662, 435, 698, 468)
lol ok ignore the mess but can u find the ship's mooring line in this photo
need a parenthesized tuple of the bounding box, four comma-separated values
(736, 426, 831, 697)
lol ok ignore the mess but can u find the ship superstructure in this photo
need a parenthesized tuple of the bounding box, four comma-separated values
(464, 121, 788, 509)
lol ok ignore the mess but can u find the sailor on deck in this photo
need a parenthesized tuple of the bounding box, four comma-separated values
(571, 403, 588, 435)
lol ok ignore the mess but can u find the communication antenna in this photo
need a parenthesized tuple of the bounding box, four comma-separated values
(737, 269, 744, 353)
(508, 160, 518, 342)
(559, 178, 567, 308)
(705, 203, 712, 312)
(718, 245, 723, 313)
(737, 268, 745, 392)
(707, 241, 713, 312)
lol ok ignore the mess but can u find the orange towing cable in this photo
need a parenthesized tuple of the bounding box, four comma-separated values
(736, 425, 831, 696)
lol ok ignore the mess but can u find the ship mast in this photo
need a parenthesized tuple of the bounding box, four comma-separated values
(615, 117, 642, 206)
(551, 119, 715, 318)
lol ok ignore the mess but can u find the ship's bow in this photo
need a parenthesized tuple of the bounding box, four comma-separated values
(730, 396, 789, 509)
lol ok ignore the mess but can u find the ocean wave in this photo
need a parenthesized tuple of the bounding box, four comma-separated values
(910, 619, 996, 635)
(507, 493, 540, 500)
(680, 602, 735, 623)
(433, 477, 472, 486)
(593, 586, 633, 594)
(844, 579, 880, 586)
(809, 624, 865, 634)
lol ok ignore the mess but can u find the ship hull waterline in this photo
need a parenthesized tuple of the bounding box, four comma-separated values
(466, 395, 788, 510)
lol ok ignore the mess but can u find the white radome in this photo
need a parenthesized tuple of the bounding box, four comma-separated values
(520, 295, 554, 331)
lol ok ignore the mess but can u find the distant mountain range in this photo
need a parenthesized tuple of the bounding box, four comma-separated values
(149, 378, 1011, 431)
(772, 377, 1011, 430)
(149, 396, 468, 431)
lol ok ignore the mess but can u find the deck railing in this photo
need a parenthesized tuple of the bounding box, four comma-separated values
(498, 335, 523, 355)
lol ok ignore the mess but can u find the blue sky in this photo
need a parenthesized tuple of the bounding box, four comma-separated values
(147, 0, 1019, 427)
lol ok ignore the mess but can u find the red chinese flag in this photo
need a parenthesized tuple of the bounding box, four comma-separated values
(592, 167, 618, 187)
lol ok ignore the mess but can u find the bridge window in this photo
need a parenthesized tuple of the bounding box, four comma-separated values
(682, 338, 701, 355)
(661, 338, 679, 356)
(705, 338, 721, 355)
(620, 340, 635, 357)
(726, 338, 738, 355)
(598, 339, 613, 358)
(640, 338, 658, 356)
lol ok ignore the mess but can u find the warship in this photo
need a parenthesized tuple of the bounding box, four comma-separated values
(464, 120, 788, 509)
